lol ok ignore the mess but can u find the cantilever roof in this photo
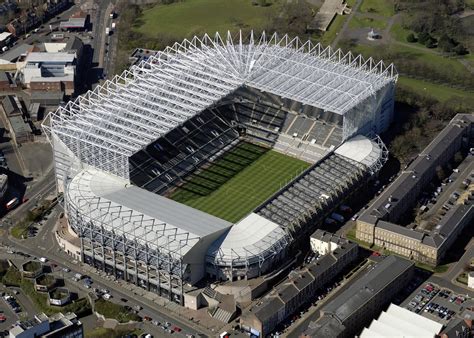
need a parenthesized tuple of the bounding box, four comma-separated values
(46, 31, 397, 164)
(66, 169, 232, 258)
(207, 213, 290, 266)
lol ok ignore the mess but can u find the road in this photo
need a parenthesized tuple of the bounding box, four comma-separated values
(2, 206, 213, 337)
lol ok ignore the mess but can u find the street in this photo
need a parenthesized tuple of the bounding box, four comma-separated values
(1, 204, 213, 337)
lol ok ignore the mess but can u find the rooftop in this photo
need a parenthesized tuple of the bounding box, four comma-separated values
(59, 17, 86, 29)
(359, 114, 474, 225)
(321, 255, 414, 321)
(46, 31, 397, 177)
(249, 238, 357, 322)
(0, 32, 12, 41)
(360, 303, 443, 338)
(66, 169, 232, 257)
(26, 52, 75, 63)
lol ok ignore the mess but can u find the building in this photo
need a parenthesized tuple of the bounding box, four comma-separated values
(59, 11, 87, 31)
(304, 255, 415, 338)
(7, 0, 70, 37)
(308, 0, 351, 32)
(356, 114, 474, 265)
(310, 229, 347, 255)
(23, 52, 76, 95)
(2, 95, 24, 117)
(43, 31, 396, 304)
(360, 303, 443, 337)
(7, 115, 33, 144)
(240, 234, 358, 336)
(30, 91, 64, 106)
(469, 272, 474, 290)
(0, 71, 12, 90)
(0, 32, 12, 48)
(9, 312, 83, 338)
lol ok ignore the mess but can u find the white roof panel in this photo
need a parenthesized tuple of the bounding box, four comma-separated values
(360, 304, 443, 338)
(207, 213, 290, 266)
(335, 134, 382, 168)
(47, 31, 397, 171)
(66, 169, 232, 258)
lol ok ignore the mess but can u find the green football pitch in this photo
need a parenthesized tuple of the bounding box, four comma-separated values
(169, 142, 310, 223)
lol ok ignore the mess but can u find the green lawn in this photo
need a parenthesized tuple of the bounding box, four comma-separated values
(320, 14, 346, 46)
(133, 0, 277, 39)
(359, 0, 394, 17)
(95, 299, 141, 323)
(349, 16, 387, 30)
(353, 43, 466, 74)
(390, 23, 413, 43)
(169, 142, 309, 222)
(398, 77, 474, 102)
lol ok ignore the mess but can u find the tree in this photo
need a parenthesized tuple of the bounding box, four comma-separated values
(424, 37, 436, 48)
(454, 44, 468, 55)
(438, 34, 456, 53)
(406, 33, 416, 43)
(417, 31, 431, 44)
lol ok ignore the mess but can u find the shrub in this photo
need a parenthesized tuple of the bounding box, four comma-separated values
(95, 299, 141, 323)
(406, 33, 416, 43)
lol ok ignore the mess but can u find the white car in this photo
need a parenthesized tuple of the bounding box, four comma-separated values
(103, 293, 112, 300)
(39, 257, 47, 263)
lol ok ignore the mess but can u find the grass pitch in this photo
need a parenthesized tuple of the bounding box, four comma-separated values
(134, 0, 277, 39)
(169, 142, 309, 223)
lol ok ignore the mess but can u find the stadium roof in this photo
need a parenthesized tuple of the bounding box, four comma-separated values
(66, 169, 232, 258)
(335, 135, 388, 173)
(207, 213, 290, 266)
(45, 31, 397, 177)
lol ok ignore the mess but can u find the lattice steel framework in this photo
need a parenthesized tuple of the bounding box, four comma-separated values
(65, 170, 201, 303)
(43, 31, 397, 180)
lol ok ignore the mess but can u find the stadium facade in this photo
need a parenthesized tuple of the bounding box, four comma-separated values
(44, 32, 397, 304)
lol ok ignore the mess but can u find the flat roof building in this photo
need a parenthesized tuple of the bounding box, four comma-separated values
(9, 312, 83, 338)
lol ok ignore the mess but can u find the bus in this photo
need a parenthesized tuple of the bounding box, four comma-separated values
(6, 197, 18, 210)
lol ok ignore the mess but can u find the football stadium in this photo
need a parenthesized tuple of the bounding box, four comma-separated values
(44, 32, 396, 304)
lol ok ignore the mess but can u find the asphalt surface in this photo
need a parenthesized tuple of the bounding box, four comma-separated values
(2, 205, 212, 337)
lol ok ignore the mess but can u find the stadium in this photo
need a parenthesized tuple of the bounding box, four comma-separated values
(43, 31, 396, 304)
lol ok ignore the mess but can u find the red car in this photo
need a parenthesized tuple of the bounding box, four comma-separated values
(173, 326, 182, 332)
(143, 316, 152, 321)
(0, 314, 6, 322)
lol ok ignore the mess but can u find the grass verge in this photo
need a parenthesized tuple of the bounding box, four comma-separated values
(349, 16, 387, 30)
(320, 14, 346, 46)
(398, 77, 474, 103)
(95, 299, 141, 323)
(20, 279, 91, 316)
(359, 0, 394, 17)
